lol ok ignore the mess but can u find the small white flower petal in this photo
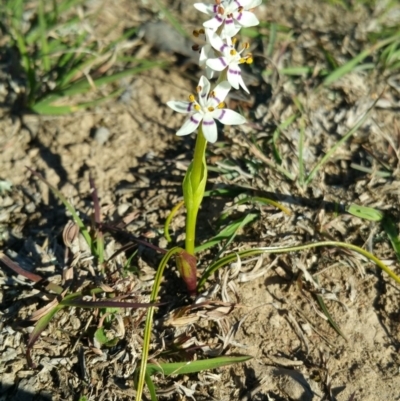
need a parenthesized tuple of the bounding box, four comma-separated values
(206, 30, 225, 51)
(198, 76, 211, 107)
(199, 44, 214, 66)
(205, 66, 216, 79)
(206, 57, 228, 72)
(212, 109, 246, 125)
(176, 114, 202, 136)
(203, 17, 224, 31)
(167, 100, 192, 114)
(220, 24, 242, 39)
(234, 11, 260, 27)
(227, 67, 241, 90)
(193, 2, 215, 16)
(212, 81, 232, 104)
(236, 73, 250, 93)
(227, 66, 249, 93)
(201, 118, 218, 143)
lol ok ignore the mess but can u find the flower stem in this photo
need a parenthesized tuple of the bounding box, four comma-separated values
(185, 126, 207, 255)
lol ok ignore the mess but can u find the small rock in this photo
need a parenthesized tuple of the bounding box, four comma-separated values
(93, 126, 111, 145)
(117, 203, 130, 216)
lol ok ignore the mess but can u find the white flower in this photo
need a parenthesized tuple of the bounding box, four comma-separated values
(194, 0, 262, 39)
(206, 33, 252, 93)
(167, 76, 246, 143)
(199, 43, 216, 79)
(194, 29, 217, 79)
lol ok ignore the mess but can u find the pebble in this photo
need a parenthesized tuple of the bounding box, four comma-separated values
(93, 126, 111, 145)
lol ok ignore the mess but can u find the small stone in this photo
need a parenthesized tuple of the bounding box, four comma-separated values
(24, 202, 36, 214)
(117, 203, 130, 216)
(93, 126, 111, 145)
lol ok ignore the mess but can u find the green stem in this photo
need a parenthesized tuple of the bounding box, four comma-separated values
(185, 127, 207, 255)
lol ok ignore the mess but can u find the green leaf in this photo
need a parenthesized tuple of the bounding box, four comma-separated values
(31, 88, 123, 115)
(314, 276, 347, 340)
(27, 304, 64, 367)
(195, 213, 259, 253)
(272, 113, 299, 166)
(305, 95, 380, 185)
(198, 241, 400, 291)
(183, 159, 207, 216)
(38, 0, 50, 72)
(323, 33, 400, 86)
(135, 247, 182, 401)
(346, 204, 384, 221)
(382, 215, 400, 262)
(94, 327, 119, 347)
(153, 0, 189, 38)
(145, 372, 158, 401)
(315, 292, 347, 340)
(146, 355, 253, 376)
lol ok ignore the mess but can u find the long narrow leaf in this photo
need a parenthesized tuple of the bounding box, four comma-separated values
(382, 215, 400, 262)
(31, 88, 123, 114)
(146, 355, 252, 376)
(135, 247, 182, 401)
(26, 304, 64, 367)
(323, 33, 400, 86)
(0, 252, 43, 282)
(195, 213, 258, 253)
(56, 62, 167, 98)
(315, 293, 347, 339)
(198, 241, 400, 290)
(304, 96, 380, 185)
(145, 373, 158, 401)
(38, 0, 50, 72)
(153, 0, 189, 38)
(62, 299, 159, 309)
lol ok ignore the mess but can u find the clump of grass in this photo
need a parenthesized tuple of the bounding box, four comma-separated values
(2, 0, 166, 114)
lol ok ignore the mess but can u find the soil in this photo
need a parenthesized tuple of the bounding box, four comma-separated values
(1, 1, 400, 401)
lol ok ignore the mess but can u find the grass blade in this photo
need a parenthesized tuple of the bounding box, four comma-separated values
(198, 241, 400, 290)
(304, 95, 380, 185)
(345, 204, 384, 221)
(53, 62, 167, 98)
(0, 252, 43, 282)
(38, 0, 50, 72)
(164, 200, 185, 243)
(232, 196, 291, 216)
(195, 213, 258, 253)
(266, 22, 277, 57)
(26, 304, 64, 367)
(323, 33, 400, 86)
(382, 215, 400, 262)
(153, 0, 189, 38)
(61, 299, 159, 309)
(145, 372, 158, 401)
(272, 113, 299, 165)
(146, 355, 253, 376)
(315, 293, 347, 340)
(135, 247, 182, 401)
(89, 176, 104, 265)
(298, 116, 305, 186)
(31, 88, 123, 114)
